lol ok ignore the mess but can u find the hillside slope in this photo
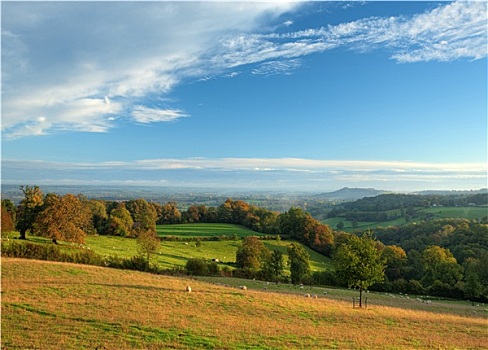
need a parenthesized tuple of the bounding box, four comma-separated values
(2, 258, 487, 350)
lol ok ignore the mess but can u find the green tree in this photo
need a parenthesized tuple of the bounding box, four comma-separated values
(107, 205, 134, 237)
(137, 230, 160, 262)
(16, 185, 44, 239)
(382, 245, 407, 281)
(236, 236, 267, 270)
(334, 232, 385, 307)
(261, 248, 285, 283)
(287, 243, 311, 285)
(86, 199, 108, 234)
(126, 199, 157, 236)
(34, 193, 91, 244)
(421, 245, 462, 287)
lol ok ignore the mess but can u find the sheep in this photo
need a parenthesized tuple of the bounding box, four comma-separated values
(240, 285, 247, 290)
(313, 294, 318, 299)
(186, 286, 192, 293)
(304, 293, 311, 298)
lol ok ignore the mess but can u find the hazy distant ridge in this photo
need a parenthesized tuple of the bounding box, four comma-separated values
(314, 187, 389, 201)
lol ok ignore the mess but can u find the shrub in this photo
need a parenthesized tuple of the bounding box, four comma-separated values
(185, 258, 208, 276)
(311, 270, 337, 286)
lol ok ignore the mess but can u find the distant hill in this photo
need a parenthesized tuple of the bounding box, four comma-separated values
(314, 187, 389, 201)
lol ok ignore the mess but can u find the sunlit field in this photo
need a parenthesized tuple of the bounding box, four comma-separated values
(156, 223, 260, 238)
(2, 226, 334, 272)
(2, 258, 487, 350)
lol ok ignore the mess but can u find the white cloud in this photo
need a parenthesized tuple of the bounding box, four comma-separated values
(2, 1, 485, 139)
(2, 2, 298, 139)
(2, 157, 486, 191)
(131, 106, 188, 124)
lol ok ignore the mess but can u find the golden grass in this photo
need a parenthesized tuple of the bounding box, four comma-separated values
(2, 258, 487, 349)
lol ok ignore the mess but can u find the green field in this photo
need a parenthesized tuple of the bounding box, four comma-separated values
(157, 223, 261, 238)
(3, 258, 487, 350)
(323, 206, 488, 232)
(86, 234, 333, 272)
(4, 223, 333, 273)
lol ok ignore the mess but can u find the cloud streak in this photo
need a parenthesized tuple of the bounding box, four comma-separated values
(2, 1, 486, 139)
(3, 157, 486, 191)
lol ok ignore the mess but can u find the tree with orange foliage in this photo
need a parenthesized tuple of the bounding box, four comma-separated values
(35, 193, 91, 244)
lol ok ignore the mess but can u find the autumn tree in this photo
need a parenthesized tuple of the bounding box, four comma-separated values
(1, 205, 15, 233)
(16, 185, 44, 239)
(35, 193, 91, 244)
(278, 207, 334, 256)
(287, 243, 311, 285)
(334, 232, 385, 307)
(158, 202, 181, 224)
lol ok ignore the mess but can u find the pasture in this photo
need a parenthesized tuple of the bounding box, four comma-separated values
(2, 258, 487, 350)
(157, 223, 260, 238)
(2, 223, 334, 272)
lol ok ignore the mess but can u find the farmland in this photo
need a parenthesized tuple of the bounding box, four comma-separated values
(3, 223, 334, 272)
(157, 223, 261, 238)
(323, 206, 488, 232)
(2, 258, 487, 350)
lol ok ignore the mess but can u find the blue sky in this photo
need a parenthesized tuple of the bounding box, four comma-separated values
(2, 1, 487, 192)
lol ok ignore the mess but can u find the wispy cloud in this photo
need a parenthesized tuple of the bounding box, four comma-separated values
(131, 106, 188, 124)
(251, 59, 302, 76)
(2, 1, 485, 139)
(3, 157, 486, 191)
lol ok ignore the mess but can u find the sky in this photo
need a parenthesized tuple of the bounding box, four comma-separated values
(1, 1, 487, 192)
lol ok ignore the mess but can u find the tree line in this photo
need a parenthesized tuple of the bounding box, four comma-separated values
(1, 186, 335, 257)
(2, 185, 487, 301)
(327, 193, 488, 222)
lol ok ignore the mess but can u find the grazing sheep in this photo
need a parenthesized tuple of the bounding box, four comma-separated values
(313, 294, 318, 299)
(323, 291, 328, 295)
(304, 293, 311, 298)
(240, 285, 247, 290)
(186, 286, 192, 293)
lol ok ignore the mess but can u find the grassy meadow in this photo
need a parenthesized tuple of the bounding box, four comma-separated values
(2, 223, 334, 272)
(2, 258, 487, 350)
(157, 223, 261, 238)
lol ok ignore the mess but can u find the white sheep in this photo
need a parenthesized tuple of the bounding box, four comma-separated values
(304, 293, 311, 298)
(240, 285, 247, 290)
(186, 286, 192, 293)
